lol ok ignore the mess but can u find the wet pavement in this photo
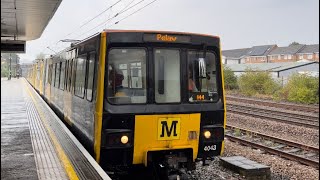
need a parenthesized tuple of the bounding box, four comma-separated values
(1, 78, 38, 180)
(1, 78, 110, 180)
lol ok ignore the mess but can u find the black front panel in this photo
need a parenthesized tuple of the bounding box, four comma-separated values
(100, 114, 135, 166)
(197, 110, 225, 159)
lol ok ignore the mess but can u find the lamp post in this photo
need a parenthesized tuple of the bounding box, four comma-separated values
(8, 53, 12, 80)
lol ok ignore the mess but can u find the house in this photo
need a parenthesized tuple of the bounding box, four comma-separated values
(267, 44, 305, 63)
(222, 44, 319, 64)
(296, 44, 319, 62)
(244, 45, 277, 63)
(222, 48, 249, 64)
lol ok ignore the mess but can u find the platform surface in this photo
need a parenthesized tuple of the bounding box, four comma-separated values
(1, 78, 110, 180)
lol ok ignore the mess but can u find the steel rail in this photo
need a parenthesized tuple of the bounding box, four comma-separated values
(226, 96, 319, 113)
(226, 125, 319, 152)
(225, 134, 319, 169)
(228, 104, 319, 122)
(228, 107, 318, 129)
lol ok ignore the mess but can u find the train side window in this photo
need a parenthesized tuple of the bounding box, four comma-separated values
(55, 62, 61, 88)
(74, 55, 87, 98)
(53, 63, 57, 87)
(48, 64, 52, 85)
(59, 61, 65, 90)
(64, 60, 69, 89)
(67, 59, 74, 92)
(86, 52, 95, 101)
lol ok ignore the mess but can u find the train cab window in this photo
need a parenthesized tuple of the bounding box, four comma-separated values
(107, 48, 147, 104)
(154, 49, 181, 103)
(74, 55, 87, 98)
(86, 53, 95, 101)
(188, 51, 219, 102)
(59, 61, 65, 90)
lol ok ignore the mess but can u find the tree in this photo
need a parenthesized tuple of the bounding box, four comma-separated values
(238, 69, 281, 96)
(1, 53, 20, 64)
(289, 41, 300, 46)
(223, 66, 238, 90)
(278, 73, 319, 104)
(1, 53, 20, 77)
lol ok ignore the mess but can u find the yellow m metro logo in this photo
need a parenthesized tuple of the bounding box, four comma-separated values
(158, 118, 180, 140)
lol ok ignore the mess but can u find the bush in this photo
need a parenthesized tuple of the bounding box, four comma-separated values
(223, 66, 238, 90)
(279, 74, 319, 104)
(238, 69, 281, 96)
(1, 64, 9, 77)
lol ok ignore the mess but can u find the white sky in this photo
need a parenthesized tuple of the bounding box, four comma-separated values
(19, 0, 319, 63)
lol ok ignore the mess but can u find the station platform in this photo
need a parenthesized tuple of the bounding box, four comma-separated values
(1, 78, 111, 180)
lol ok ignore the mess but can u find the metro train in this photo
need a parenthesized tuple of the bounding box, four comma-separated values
(26, 30, 226, 179)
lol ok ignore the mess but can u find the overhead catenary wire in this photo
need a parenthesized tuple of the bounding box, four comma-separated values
(111, 0, 158, 27)
(43, 0, 125, 54)
(74, 0, 145, 39)
(79, 0, 123, 28)
(66, 0, 124, 37)
(45, 0, 158, 55)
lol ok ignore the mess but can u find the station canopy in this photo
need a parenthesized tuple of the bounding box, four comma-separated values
(1, 0, 62, 53)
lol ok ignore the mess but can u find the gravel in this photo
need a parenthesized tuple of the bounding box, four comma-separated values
(189, 95, 319, 180)
(223, 140, 319, 180)
(227, 113, 319, 147)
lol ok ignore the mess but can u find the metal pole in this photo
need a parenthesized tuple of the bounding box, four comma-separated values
(8, 53, 12, 80)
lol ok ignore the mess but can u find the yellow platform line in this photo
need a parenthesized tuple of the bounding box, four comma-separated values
(24, 81, 79, 180)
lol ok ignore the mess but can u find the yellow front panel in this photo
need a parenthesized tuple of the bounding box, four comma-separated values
(133, 114, 200, 165)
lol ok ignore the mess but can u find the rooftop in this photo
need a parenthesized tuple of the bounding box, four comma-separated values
(224, 61, 319, 72)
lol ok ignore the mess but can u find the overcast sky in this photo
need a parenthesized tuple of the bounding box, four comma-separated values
(19, 0, 319, 63)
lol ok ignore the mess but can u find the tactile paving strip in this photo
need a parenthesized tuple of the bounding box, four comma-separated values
(24, 80, 106, 180)
(26, 99, 68, 180)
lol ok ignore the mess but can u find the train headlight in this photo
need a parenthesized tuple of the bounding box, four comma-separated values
(121, 135, 129, 144)
(204, 131, 211, 139)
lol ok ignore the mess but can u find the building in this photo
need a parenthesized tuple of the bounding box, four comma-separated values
(244, 45, 277, 63)
(224, 61, 319, 85)
(222, 48, 250, 64)
(296, 44, 319, 62)
(222, 44, 319, 64)
(267, 44, 305, 63)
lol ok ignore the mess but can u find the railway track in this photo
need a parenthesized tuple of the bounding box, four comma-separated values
(225, 125, 319, 169)
(227, 104, 319, 129)
(226, 95, 319, 114)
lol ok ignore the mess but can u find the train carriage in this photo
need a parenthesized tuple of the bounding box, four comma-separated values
(27, 30, 226, 179)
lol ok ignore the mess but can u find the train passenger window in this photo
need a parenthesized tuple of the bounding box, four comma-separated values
(55, 63, 60, 88)
(48, 64, 52, 85)
(154, 49, 181, 103)
(86, 53, 95, 101)
(64, 60, 69, 89)
(67, 59, 74, 92)
(74, 55, 87, 98)
(107, 48, 147, 104)
(59, 62, 65, 90)
(188, 51, 219, 102)
(53, 64, 56, 86)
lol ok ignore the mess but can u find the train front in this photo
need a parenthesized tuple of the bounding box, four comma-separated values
(100, 31, 226, 178)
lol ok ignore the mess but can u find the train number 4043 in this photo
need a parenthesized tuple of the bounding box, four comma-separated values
(204, 145, 216, 151)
